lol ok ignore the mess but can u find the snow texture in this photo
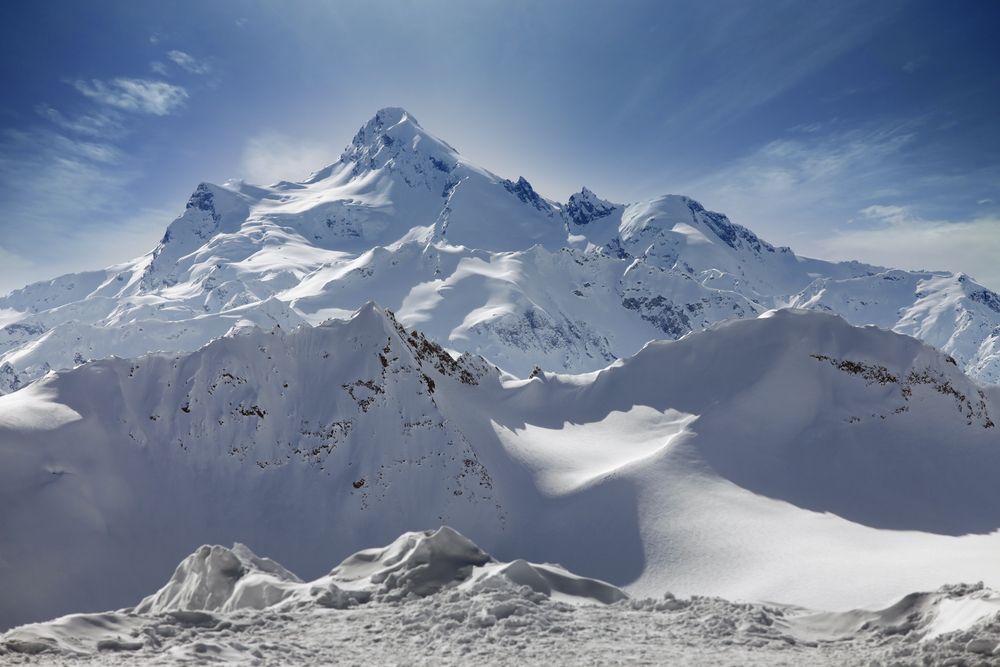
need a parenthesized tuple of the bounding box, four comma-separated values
(2, 530, 998, 666)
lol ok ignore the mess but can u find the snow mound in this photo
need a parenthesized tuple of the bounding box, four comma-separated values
(327, 526, 627, 604)
(330, 526, 492, 598)
(792, 582, 1000, 643)
(472, 559, 628, 605)
(124, 528, 625, 619)
(134, 543, 302, 615)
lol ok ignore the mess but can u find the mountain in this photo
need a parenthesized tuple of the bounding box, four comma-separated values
(1, 107, 999, 393)
(2, 304, 998, 629)
(3, 528, 999, 665)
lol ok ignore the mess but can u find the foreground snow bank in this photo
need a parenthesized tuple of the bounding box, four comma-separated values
(2, 528, 999, 665)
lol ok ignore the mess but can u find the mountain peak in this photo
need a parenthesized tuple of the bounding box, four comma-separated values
(372, 106, 419, 128)
(564, 187, 618, 226)
(351, 107, 423, 144)
(330, 106, 460, 182)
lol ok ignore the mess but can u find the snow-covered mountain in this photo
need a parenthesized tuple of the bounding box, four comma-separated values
(1, 106, 999, 392)
(4, 527, 999, 665)
(2, 304, 998, 629)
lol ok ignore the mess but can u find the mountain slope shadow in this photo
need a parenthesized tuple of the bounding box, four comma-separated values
(490, 310, 1000, 536)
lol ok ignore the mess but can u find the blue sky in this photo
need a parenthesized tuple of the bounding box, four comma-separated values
(1, 0, 998, 292)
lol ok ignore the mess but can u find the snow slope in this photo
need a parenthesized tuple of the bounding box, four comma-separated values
(1, 107, 999, 390)
(3, 529, 999, 665)
(1, 305, 998, 629)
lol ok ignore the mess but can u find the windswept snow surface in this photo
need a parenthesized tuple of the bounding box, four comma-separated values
(2, 107, 1000, 393)
(1, 304, 999, 630)
(3, 529, 999, 665)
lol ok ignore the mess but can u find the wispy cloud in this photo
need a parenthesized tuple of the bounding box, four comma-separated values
(167, 50, 211, 75)
(72, 78, 188, 115)
(35, 104, 124, 138)
(0, 127, 134, 229)
(614, 3, 901, 133)
(671, 119, 1000, 290)
(0, 243, 34, 292)
(150, 61, 169, 76)
(0, 125, 168, 294)
(0, 67, 196, 292)
(676, 121, 917, 237)
(858, 204, 909, 226)
(240, 131, 335, 184)
(822, 206, 1000, 289)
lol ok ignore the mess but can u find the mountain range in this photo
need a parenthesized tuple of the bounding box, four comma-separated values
(1, 107, 999, 632)
(1, 107, 998, 393)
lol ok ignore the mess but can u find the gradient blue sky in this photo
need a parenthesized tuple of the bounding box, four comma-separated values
(1, 0, 998, 292)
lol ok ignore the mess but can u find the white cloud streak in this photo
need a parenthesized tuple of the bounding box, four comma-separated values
(167, 50, 211, 75)
(676, 121, 917, 239)
(35, 104, 124, 138)
(240, 131, 335, 185)
(72, 78, 188, 115)
(822, 207, 1000, 290)
(0, 126, 168, 293)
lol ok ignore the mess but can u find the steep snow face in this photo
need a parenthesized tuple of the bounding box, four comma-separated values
(1, 105, 1000, 390)
(1, 307, 999, 628)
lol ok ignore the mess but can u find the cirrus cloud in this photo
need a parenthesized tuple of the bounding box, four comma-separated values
(819, 207, 1000, 290)
(72, 78, 188, 116)
(167, 50, 211, 75)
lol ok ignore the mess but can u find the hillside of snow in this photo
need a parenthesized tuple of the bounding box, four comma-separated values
(3, 528, 999, 665)
(1, 304, 998, 630)
(1, 107, 999, 394)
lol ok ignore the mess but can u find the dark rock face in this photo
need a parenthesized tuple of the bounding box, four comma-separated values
(969, 288, 1000, 314)
(186, 183, 217, 214)
(503, 177, 551, 213)
(621, 296, 692, 338)
(564, 188, 617, 227)
(685, 198, 773, 254)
